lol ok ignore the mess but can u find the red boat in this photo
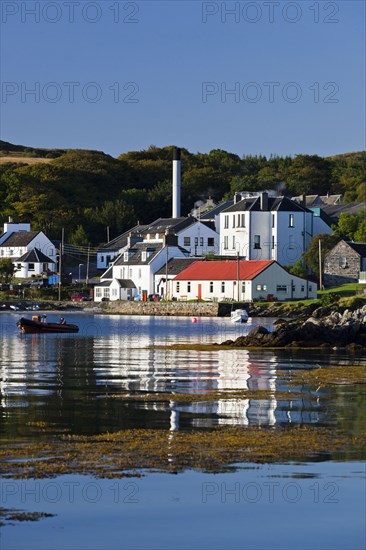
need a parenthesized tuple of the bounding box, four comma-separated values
(17, 315, 79, 334)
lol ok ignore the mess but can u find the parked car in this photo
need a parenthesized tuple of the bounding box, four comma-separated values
(71, 292, 92, 302)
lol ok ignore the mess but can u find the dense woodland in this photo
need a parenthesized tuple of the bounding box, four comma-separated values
(0, 141, 365, 246)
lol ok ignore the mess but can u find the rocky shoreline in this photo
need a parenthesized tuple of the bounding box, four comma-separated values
(221, 305, 366, 350)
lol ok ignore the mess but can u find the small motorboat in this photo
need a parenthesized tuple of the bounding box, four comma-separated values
(230, 308, 249, 323)
(17, 315, 79, 334)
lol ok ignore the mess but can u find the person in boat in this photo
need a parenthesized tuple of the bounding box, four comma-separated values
(60, 317, 67, 325)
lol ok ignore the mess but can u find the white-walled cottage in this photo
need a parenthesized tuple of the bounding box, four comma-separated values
(172, 260, 317, 302)
(0, 221, 57, 278)
(94, 233, 190, 302)
(15, 248, 55, 278)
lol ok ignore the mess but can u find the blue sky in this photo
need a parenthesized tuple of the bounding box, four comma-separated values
(1, 0, 365, 158)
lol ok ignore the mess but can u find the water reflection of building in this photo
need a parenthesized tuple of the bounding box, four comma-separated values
(92, 338, 315, 429)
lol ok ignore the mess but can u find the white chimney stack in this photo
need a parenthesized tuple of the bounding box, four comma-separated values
(172, 147, 181, 218)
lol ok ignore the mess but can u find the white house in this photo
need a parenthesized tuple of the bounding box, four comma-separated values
(96, 224, 148, 270)
(172, 260, 317, 302)
(15, 248, 55, 278)
(94, 233, 190, 302)
(219, 192, 332, 266)
(0, 221, 57, 278)
(139, 217, 219, 257)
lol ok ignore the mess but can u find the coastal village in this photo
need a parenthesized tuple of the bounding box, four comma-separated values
(0, 148, 365, 307)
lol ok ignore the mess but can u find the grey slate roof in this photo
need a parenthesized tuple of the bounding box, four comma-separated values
(97, 279, 136, 288)
(200, 200, 234, 219)
(345, 241, 366, 257)
(0, 230, 40, 247)
(155, 258, 197, 276)
(98, 224, 148, 252)
(17, 247, 55, 263)
(322, 203, 366, 223)
(140, 217, 196, 235)
(222, 196, 310, 213)
(114, 242, 164, 266)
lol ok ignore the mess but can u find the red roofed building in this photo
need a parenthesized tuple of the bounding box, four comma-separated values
(173, 260, 316, 302)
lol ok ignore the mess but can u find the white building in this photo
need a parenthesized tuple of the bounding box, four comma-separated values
(219, 192, 332, 265)
(94, 233, 190, 302)
(0, 221, 56, 278)
(96, 224, 148, 270)
(172, 260, 317, 302)
(139, 217, 219, 257)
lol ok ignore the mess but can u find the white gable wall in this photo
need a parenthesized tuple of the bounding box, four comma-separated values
(177, 222, 219, 256)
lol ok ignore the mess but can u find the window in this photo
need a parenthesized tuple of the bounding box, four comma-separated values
(241, 214, 245, 227)
(289, 235, 294, 249)
(237, 214, 240, 227)
(241, 281, 245, 293)
(254, 235, 261, 249)
(187, 282, 191, 292)
(271, 236, 275, 250)
(207, 237, 214, 247)
(232, 236, 235, 249)
(101, 256, 104, 262)
(276, 285, 287, 292)
(104, 288, 110, 299)
(301, 285, 305, 292)
(289, 214, 294, 227)
(210, 281, 213, 293)
(28, 263, 34, 270)
(224, 236, 228, 250)
(309, 285, 313, 292)
(339, 257, 348, 268)
(232, 216, 235, 228)
(194, 237, 198, 246)
(224, 215, 229, 229)
(141, 251, 147, 261)
(200, 237, 204, 246)
(112, 288, 118, 297)
(95, 288, 102, 298)
(221, 282, 225, 293)
(17, 263, 21, 269)
(184, 237, 190, 247)
(138, 268, 142, 279)
(124, 252, 128, 262)
(176, 282, 180, 293)
(256, 284, 267, 291)
(272, 214, 275, 228)
(129, 268, 132, 277)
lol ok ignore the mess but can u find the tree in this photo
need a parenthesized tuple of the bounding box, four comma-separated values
(286, 259, 308, 278)
(69, 225, 89, 247)
(0, 258, 15, 283)
(333, 211, 366, 241)
(302, 234, 339, 278)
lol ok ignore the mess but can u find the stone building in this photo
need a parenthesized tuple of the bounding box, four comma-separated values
(324, 240, 366, 286)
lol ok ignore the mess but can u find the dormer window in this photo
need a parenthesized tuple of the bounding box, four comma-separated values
(141, 251, 147, 261)
(124, 252, 129, 262)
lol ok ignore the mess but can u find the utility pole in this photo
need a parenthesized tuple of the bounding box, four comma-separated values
(86, 244, 90, 286)
(165, 234, 169, 300)
(318, 238, 323, 291)
(58, 227, 64, 301)
(237, 251, 240, 302)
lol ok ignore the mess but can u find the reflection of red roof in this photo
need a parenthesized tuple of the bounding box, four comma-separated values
(174, 260, 275, 281)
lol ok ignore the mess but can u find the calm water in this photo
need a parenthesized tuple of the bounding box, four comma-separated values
(0, 312, 365, 549)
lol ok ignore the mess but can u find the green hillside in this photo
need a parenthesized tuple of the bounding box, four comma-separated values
(0, 142, 365, 245)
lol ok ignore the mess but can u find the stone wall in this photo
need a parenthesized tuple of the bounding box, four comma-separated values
(99, 301, 249, 318)
(324, 241, 361, 287)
